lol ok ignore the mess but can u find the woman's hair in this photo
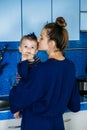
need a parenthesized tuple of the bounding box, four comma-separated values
(20, 32, 37, 46)
(44, 17, 68, 51)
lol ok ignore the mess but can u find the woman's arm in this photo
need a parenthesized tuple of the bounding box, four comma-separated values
(67, 80, 80, 112)
(9, 66, 46, 113)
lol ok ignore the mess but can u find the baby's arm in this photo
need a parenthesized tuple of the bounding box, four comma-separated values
(17, 52, 36, 80)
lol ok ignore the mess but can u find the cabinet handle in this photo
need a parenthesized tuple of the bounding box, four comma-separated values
(8, 125, 21, 129)
(64, 119, 71, 122)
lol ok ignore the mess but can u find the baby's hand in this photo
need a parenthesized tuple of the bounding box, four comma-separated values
(21, 53, 34, 62)
(27, 54, 34, 62)
(14, 111, 20, 119)
(21, 53, 29, 61)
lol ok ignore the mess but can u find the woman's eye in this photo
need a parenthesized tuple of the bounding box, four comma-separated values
(40, 37, 43, 40)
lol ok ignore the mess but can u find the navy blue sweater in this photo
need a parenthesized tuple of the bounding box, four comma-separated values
(9, 58, 80, 130)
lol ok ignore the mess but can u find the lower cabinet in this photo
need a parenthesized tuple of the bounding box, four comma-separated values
(1, 110, 87, 130)
(63, 110, 87, 130)
(0, 118, 21, 130)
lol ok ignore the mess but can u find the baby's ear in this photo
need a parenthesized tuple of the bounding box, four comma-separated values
(19, 46, 21, 52)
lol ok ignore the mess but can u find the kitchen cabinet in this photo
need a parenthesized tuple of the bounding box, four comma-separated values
(80, 0, 87, 31)
(0, 0, 21, 41)
(22, 0, 51, 37)
(0, 118, 21, 130)
(81, 0, 87, 11)
(0, 0, 80, 41)
(0, 108, 21, 130)
(63, 110, 87, 130)
(81, 13, 87, 31)
(22, 0, 80, 40)
(53, 0, 79, 40)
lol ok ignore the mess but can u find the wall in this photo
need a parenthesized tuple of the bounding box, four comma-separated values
(0, 42, 20, 95)
(65, 32, 87, 77)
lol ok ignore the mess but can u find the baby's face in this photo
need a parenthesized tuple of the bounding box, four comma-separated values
(19, 39, 38, 55)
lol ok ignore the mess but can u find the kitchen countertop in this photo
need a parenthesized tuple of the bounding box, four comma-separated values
(80, 95, 87, 102)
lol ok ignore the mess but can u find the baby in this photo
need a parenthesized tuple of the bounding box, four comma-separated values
(14, 32, 48, 118)
(14, 32, 39, 118)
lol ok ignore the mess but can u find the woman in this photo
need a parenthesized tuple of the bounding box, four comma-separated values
(9, 17, 80, 130)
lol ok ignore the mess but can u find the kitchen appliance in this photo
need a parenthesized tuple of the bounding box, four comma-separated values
(77, 75, 87, 96)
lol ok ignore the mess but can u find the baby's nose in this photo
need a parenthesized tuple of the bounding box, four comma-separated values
(27, 48, 31, 52)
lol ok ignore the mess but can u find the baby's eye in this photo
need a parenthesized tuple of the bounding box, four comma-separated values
(31, 46, 34, 49)
(24, 45, 28, 48)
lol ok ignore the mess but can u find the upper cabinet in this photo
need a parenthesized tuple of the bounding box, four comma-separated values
(81, 0, 87, 11)
(22, 0, 51, 37)
(0, 0, 21, 41)
(53, 0, 80, 40)
(80, 0, 87, 31)
(0, 0, 80, 41)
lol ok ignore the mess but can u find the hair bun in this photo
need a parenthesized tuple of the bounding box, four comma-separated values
(56, 17, 67, 28)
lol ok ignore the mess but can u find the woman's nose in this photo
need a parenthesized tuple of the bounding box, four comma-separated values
(37, 37, 40, 43)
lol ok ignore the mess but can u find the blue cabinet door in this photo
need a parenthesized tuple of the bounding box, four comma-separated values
(81, 13, 87, 31)
(0, 0, 21, 41)
(22, 0, 51, 37)
(53, 0, 79, 40)
(80, 0, 87, 31)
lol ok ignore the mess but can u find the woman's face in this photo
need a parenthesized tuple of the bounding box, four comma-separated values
(38, 29, 49, 51)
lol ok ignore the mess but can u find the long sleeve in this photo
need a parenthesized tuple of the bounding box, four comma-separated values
(17, 58, 41, 80)
(9, 66, 47, 113)
(17, 60, 30, 80)
(67, 80, 80, 112)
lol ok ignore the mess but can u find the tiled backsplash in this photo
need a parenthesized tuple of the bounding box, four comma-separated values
(65, 49, 87, 76)
(0, 42, 20, 95)
(0, 32, 87, 95)
(65, 32, 87, 76)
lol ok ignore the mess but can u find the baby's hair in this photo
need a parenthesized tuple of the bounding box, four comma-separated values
(20, 32, 37, 46)
(27, 32, 37, 40)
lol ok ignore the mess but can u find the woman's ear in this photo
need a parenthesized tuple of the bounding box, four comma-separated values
(49, 40, 56, 48)
(19, 46, 21, 52)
